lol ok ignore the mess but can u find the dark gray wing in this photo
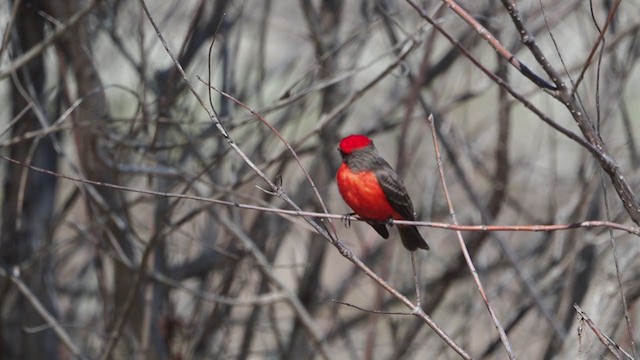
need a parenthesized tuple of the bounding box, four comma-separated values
(374, 166, 417, 221)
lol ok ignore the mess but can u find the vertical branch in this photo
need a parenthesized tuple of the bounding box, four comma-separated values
(1, 1, 59, 357)
(572, 0, 622, 94)
(599, 176, 637, 358)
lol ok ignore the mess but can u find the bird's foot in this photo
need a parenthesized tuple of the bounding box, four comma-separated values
(386, 218, 395, 227)
(341, 212, 357, 228)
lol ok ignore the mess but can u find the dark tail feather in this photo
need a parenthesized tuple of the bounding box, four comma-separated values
(398, 225, 429, 251)
(367, 221, 389, 239)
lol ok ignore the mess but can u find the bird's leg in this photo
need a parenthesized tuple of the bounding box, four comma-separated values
(341, 212, 357, 228)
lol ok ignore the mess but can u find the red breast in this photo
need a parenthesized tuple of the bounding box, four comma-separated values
(336, 163, 401, 221)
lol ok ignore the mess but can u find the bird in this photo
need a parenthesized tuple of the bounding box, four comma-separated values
(336, 134, 429, 251)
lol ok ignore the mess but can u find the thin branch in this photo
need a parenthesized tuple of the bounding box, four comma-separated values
(2, 153, 640, 237)
(574, 304, 633, 360)
(211, 210, 332, 359)
(0, 0, 22, 64)
(411, 252, 422, 309)
(198, 81, 337, 237)
(572, 0, 622, 95)
(332, 300, 412, 316)
(0, 0, 100, 80)
(440, 0, 556, 90)
(600, 174, 637, 358)
(427, 113, 515, 359)
(0, 266, 86, 359)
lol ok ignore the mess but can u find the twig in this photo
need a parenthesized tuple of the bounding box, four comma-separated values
(440, 0, 556, 90)
(574, 304, 633, 360)
(427, 114, 515, 359)
(334, 243, 473, 359)
(600, 174, 637, 358)
(198, 81, 337, 237)
(410, 252, 422, 309)
(0, 0, 100, 80)
(332, 300, 412, 316)
(3, 153, 640, 237)
(290, 27, 423, 149)
(0, 0, 22, 65)
(572, 0, 622, 95)
(211, 210, 332, 359)
(0, 266, 86, 359)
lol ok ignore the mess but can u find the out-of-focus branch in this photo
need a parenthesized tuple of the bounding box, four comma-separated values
(0, 0, 100, 80)
(0, 266, 85, 359)
(211, 210, 331, 359)
(0, 0, 22, 63)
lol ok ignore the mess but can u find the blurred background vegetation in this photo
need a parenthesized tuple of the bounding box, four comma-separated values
(1, 0, 640, 359)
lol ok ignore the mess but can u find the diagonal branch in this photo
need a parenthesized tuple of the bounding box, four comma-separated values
(441, 0, 556, 90)
(0, 266, 86, 359)
(0, 0, 100, 80)
(574, 304, 633, 360)
(427, 114, 515, 359)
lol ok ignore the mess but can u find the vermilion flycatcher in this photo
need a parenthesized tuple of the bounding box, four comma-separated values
(336, 134, 429, 251)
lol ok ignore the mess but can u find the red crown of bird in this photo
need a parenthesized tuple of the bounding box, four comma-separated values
(338, 134, 373, 154)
